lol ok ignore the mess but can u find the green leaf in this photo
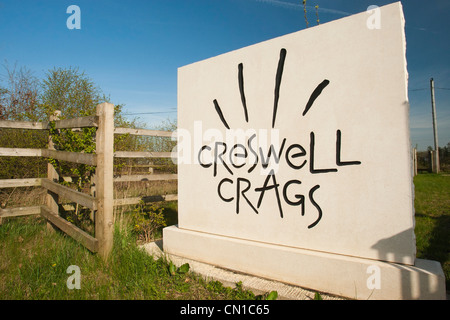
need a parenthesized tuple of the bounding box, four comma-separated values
(314, 292, 323, 300)
(266, 290, 278, 300)
(177, 263, 190, 274)
(169, 261, 176, 276)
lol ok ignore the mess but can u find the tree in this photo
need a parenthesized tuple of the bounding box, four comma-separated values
(0, 62, 41, 121)
(39, 67, 135, 129)
(0, 62, 47, 179)
(39, 67, 107, 120)
(0, 65, 136, 180)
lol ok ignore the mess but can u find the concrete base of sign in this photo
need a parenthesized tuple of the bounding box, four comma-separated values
(163, 225, 446, 300)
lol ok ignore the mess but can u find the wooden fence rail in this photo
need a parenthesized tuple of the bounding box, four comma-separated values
(0, 103, 177, 259)
(0, 115, 98, 130)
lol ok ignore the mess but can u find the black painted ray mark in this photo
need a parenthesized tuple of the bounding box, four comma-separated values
(213, 99, 230, 130)
(238, 63, 249, 123)
(272, 48, 287, 128)
(302, 79, 330, 116)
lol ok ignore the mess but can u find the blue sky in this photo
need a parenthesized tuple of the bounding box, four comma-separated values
(0, 0, 449, 150)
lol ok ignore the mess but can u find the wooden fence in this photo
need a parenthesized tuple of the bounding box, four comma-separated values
(0, 103, 177, 259)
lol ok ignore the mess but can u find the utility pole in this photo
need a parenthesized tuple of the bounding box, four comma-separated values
(430, 78, 440, 173)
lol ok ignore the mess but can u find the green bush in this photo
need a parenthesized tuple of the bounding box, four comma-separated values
(131, 202, 167, 243)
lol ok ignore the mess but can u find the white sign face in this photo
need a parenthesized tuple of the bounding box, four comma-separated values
(177, 2, 415, 265)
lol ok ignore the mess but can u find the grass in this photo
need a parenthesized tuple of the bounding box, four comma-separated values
(413, 173, 450, 290)
(0, 173, 448, 299)
(0, 215, 258, 300)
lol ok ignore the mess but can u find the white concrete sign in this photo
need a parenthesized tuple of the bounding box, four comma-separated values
(165, 2, 446, 300)
(176, 1, 414, 265)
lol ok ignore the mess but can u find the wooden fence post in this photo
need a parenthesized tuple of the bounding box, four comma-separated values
(95, 103, 115, 259)
(46, 110, 61, 232)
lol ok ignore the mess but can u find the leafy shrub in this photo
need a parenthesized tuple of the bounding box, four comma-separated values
(131, 202, 167, 243)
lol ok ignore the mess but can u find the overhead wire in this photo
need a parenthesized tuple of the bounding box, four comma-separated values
(122, 110, 177, 116)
